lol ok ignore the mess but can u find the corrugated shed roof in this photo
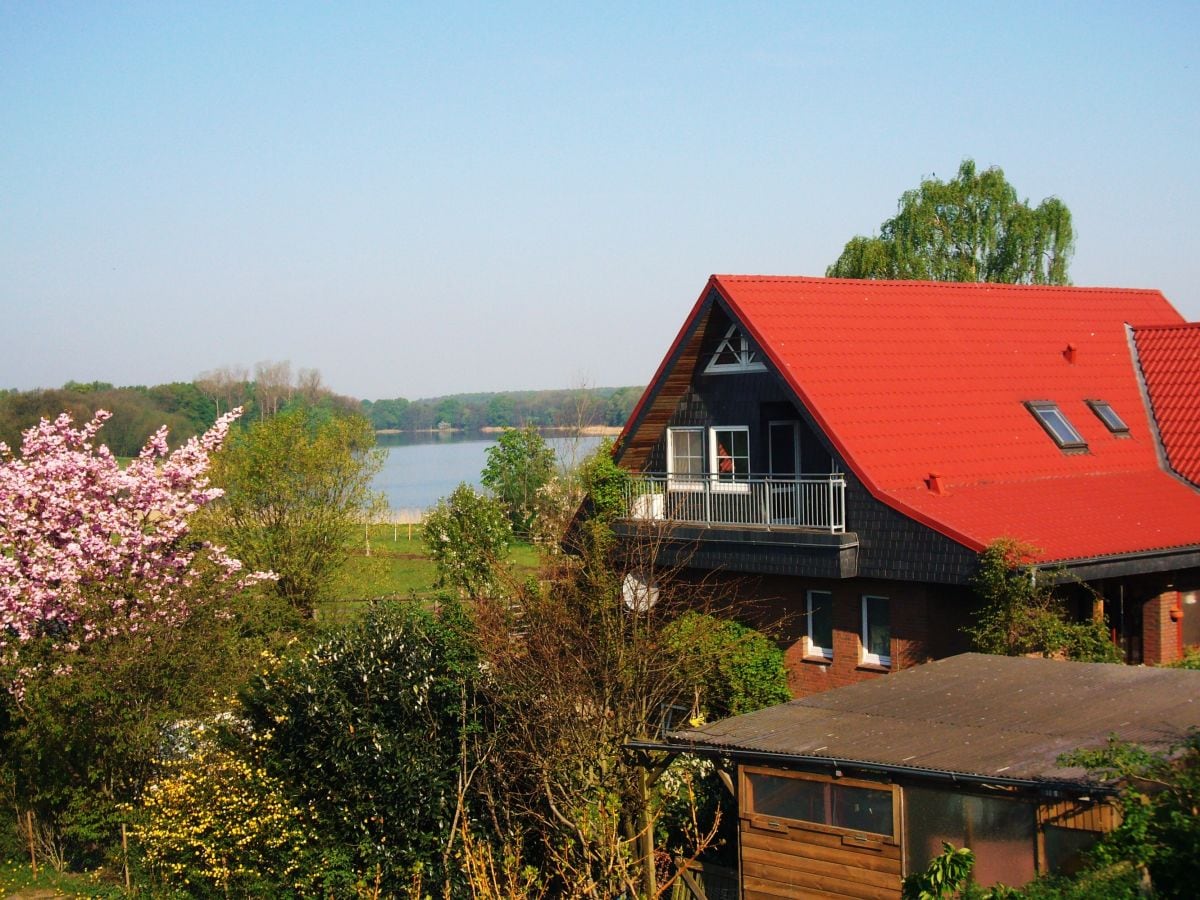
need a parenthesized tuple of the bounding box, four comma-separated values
(666, 654, 1200, 786)
(1134, 323, 1200, 486)
(624, 275, 1200, 563)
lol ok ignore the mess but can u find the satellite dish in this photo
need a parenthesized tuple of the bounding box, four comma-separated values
(621, 571, 659, 612)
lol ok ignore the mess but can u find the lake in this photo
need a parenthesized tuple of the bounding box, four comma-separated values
(372, 431, 603, 518)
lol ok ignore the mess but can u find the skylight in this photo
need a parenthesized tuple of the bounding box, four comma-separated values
(1087, 400, 1130, 435)
(1026, 402, 1087, 451)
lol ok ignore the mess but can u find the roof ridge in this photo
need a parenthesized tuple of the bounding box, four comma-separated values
(712, 274, 1166, 294)
(1133, 321, 1200, 333)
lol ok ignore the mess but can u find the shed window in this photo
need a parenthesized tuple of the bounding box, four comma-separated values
(1026, 402, 1087, 450)
(904, 786, 1036, 887)
(1086, 400, 1129, 435)
(745, 769, 895, 838)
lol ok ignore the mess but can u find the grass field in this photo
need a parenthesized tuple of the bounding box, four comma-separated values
(320, 523, 541, 620)
(0, 856, 125, 898)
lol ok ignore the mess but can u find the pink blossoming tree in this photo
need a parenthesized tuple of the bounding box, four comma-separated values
(0, 408, 270, 681)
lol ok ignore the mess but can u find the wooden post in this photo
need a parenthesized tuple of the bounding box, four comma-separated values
(27, 809, 37, 878)
(408, 522, 413, 541)
(122, 822, 131, 890)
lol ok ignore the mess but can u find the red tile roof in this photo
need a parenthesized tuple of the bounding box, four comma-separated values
(643, 275, 1200, 564)
(1134, 323, 1200, 487)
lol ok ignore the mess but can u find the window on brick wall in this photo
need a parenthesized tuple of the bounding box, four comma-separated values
(861, 595, 891, 667)
(807, 590, 833, 659)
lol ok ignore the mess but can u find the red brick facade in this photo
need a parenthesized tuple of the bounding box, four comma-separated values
(703, 573, 976, 697)
(1143, 590, 1183, 666)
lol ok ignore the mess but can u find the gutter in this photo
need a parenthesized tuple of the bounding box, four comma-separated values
(625, 739, 1116, 799)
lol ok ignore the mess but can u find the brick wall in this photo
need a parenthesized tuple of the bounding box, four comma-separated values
(701, 572, 976, 697)
(1143, 590, 1182, 665)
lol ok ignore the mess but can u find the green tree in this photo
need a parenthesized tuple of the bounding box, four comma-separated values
(471, 533, 782, 897)
(203, 406, 385, 616)
(486, 393, 516, 427)
(968, 541, 1120, 662)
(423, 483, 513, 599)
(1061, 730, 1200, 899)
(482, 426, 556, 536)
(828, 159, 1074, 285)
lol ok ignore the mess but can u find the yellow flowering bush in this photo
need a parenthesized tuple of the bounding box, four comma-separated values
(133, 725, 317, 896)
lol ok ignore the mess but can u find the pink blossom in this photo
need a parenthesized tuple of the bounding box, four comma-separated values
(0, 408, 272, 685)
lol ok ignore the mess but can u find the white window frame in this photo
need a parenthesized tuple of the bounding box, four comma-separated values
(861, 595, 891, 667)
(666, 427, 704, 490)
(807, 589, 833, 660)
(704, 324, 767, 374)
(708, 426, 750, 491)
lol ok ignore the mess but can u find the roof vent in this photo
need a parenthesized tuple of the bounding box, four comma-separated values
(925, 472, 946, 495)
(1063, 343, 1077, 364)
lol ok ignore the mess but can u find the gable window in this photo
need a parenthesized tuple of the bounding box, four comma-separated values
(1026, 402, 1087, 450)
(861, 595, 891, 667)
(807, 590, 833, 659)
(709, 427, 749, 480)
(704, 324, 767, 374)
(1086, 400, 1130, 435)
(667, 428, 704, 481)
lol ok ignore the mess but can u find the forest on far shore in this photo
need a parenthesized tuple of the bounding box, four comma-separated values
(0, 372, 643, 458)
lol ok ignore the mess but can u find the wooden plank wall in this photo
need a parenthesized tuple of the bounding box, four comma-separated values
(1037, 798, 1120, 833)
(740, 819, 903, 900)
(622, 339, 703, 470)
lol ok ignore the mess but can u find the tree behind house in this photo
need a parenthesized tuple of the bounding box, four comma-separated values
(201, 405, 384, 617)
(828, 159, 1074, 285)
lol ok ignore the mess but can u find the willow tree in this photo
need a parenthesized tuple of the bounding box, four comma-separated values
(828, 159, 1075, 285)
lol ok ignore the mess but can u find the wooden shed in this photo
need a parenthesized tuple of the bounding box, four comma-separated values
(652, 654, 1200, 899)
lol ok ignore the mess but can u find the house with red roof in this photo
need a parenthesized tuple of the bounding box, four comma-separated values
(612, 275, 1200, 694)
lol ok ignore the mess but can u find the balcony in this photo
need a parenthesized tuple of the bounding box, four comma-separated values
(620, 472, 846, 534)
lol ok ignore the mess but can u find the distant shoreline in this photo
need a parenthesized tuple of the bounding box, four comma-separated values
(376, 425, 622, 436)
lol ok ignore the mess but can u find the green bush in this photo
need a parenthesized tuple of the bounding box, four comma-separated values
(577, 438, 630, 524)
(0, 590, 298, 872)
(133, 724, 322, 897)
(664, 612, 791, 719)
(968, 541, 1121, 663)
(238, 600, 479, 892)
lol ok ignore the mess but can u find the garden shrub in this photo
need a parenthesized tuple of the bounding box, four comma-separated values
(664, 612, 791, 719)
(577, 438, 630, 524)
(238, 600, 480, 892)
(133, 724, 322, 897)
(968, 540, 1121, 663)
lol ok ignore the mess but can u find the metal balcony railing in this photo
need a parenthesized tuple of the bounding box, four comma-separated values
(621, 472, 846, 534)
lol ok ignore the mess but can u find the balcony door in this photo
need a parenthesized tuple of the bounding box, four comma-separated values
(768, 421, 800, 523)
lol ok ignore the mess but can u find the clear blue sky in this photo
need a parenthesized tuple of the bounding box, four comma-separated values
(3, 2, 1198, 400)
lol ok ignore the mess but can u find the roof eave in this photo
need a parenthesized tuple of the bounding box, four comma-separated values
(627, 739, 1111, 796)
